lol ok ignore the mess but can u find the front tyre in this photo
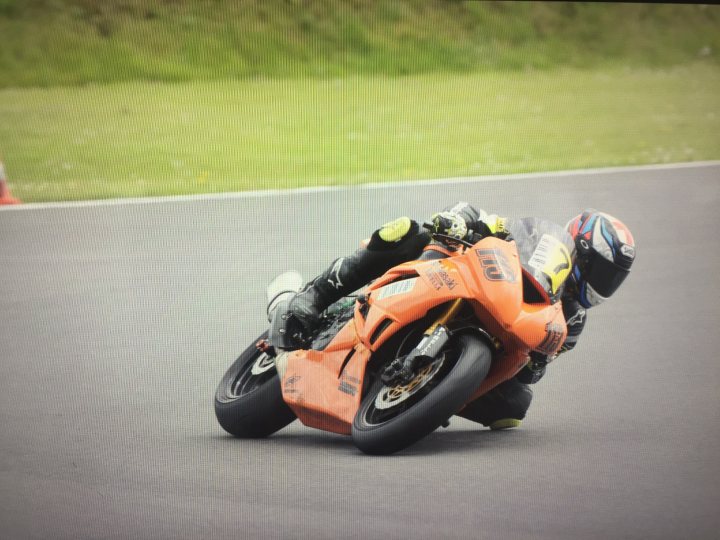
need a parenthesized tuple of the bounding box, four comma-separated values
(352, 333, 491, 455)
(214, 331, 296, 438)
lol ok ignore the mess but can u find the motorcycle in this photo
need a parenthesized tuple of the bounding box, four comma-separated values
(215, 221, 573, 454)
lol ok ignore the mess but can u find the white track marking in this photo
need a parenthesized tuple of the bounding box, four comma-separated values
(1, 161, 718, 212)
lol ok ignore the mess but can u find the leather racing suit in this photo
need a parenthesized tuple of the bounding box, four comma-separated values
(275, 202, 587, 429)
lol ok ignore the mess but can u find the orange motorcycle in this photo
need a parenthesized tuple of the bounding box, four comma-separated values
(215, 220, 574, 454)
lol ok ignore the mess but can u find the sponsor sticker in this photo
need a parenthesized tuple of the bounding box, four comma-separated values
(528, 234, 572, 294)
(376, 278, 417, 300)
(424, 262, 458, 291)
(283, 374, 302, 394)
(338, 373, 361, 397)
(338, 381, 357, 396)
(537, 322, 565, 355)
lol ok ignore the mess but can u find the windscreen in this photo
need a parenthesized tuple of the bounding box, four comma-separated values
(505, 217, 576, 302)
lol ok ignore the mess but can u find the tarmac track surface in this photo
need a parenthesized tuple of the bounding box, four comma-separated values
(1, 163, 719, 540)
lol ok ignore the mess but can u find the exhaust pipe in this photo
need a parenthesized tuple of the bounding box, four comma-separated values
(266, 271, 304, 321)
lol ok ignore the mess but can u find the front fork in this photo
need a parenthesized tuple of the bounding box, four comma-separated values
(381, 299, 464, 385)
(425, 298, 464, 334)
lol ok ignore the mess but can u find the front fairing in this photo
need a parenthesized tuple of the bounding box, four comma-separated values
(357, 258, 470, 352)
(357, 237, 567, 356)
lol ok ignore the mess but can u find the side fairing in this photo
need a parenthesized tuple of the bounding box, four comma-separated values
(281, 321, 370, 435)
(359, 237, 568, 357)
(451, 237, 568, 357)
(358, 260, 470, 351)
(359, 239, 524, 350)
(462, 238, 524, 332)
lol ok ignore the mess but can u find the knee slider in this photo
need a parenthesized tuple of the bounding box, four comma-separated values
(367, 216, 418, 251)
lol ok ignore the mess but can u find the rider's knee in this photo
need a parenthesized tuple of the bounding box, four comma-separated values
(367, 217, 425, 251)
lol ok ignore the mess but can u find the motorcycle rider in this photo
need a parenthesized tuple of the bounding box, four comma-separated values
(270, 203, 636, 430)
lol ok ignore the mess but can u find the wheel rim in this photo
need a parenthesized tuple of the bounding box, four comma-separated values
(227, 352, 276, 399)
(250, 353, 275, 375)
(362, 346, 458, 426)
(373, 355, 445, 410)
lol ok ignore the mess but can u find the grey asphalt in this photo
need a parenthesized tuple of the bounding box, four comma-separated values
(1, 163, 719, 540)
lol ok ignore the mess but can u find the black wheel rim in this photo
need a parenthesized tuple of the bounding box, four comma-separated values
(362, 341, 460, 426)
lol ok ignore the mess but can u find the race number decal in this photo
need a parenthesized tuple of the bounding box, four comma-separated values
(475, 249, 517, 283)
(528, 234, 572, 294)
(376, 278, 417, 300)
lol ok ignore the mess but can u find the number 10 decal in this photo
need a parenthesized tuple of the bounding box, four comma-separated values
(475, 249, 517, 283)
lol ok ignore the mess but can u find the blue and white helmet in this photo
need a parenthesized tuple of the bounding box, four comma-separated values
(566, 209, 636, 308)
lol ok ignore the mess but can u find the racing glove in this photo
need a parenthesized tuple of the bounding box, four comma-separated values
(516, 351, 550, 384)
(431, 211, 469, 242)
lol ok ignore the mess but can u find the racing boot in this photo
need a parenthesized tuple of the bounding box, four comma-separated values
(283, 217, 430, 342)
(266, 271, 304, 321)
(457, 378, 533, 430)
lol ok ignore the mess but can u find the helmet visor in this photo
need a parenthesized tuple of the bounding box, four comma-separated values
(584, 251, 630, 298)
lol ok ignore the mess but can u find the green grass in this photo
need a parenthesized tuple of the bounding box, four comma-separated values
(0, 2, 718, 87)
(2, 64, 718, 202)
(1, 1, 718, 202)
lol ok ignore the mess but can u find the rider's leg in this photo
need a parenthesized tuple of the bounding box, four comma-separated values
(283, 217, 430, 334)
(457, 377, 533, 430)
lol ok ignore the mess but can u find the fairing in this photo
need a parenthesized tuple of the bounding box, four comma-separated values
(281, 236, 569, 434)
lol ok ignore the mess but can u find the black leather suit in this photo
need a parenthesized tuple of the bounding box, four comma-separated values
(282, 202, 588, 427)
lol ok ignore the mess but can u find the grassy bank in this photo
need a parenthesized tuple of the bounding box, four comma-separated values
(1, 64, 718, 202)
(1, 2, 718, 202)
(0, 2, 718, 88)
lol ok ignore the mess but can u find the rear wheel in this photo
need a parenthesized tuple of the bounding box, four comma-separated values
(214, 331, 296, 437)
(352, 333, 492, 455)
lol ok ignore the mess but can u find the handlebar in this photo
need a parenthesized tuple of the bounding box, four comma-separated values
(422, 221, 476, 249)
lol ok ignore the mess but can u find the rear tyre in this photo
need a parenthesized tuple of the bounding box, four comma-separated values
(352, 333, 491, 455)
(214, 331, 296, 437)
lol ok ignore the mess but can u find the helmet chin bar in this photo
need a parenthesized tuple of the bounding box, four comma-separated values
(567, 209, 635, 309)
(584, 282, 607, 307)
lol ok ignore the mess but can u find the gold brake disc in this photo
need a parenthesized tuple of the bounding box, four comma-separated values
(374, 355, 445, 410)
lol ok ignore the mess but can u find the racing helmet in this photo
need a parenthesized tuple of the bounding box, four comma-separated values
(565, 209, 636, 308)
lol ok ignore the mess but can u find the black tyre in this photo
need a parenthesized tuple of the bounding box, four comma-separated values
(352, 333, 492, 455)
(214, 331, 296, 437)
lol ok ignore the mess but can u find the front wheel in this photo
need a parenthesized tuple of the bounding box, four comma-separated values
(214, 331, 296, 438)
(352, 333, 492, 455)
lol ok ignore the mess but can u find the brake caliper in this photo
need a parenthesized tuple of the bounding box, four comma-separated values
(381, 325, 451, 386)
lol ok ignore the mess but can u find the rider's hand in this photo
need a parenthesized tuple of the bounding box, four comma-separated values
(516, 352, 549, 384)
(431, 211, 468, 242)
